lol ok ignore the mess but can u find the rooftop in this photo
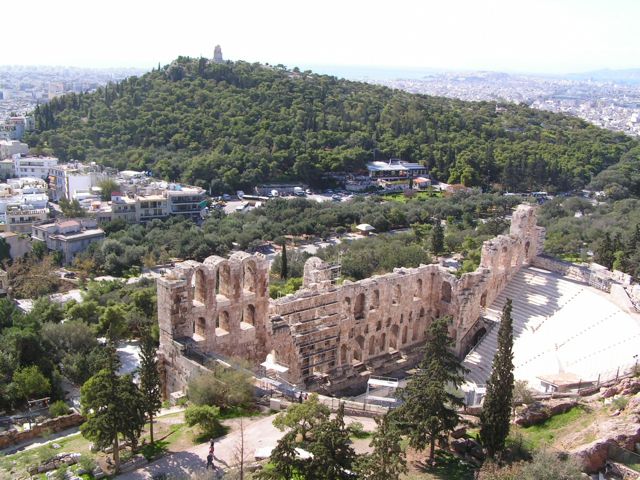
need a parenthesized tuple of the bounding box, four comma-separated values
(366, 159, 426, 172)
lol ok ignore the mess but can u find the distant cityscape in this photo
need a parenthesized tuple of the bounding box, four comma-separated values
(0, 65, 145, 117)
(369, 71, 640, 137)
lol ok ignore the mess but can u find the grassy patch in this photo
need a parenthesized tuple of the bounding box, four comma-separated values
(350, 430, 372, 440)
(382, 190, 442, 204)
(513, 405, 589, 450)
(218, 405, 263, 420)
(140, 440, 169, 461)
(413, 450, 475, 480)
(0, 432, 96, 478)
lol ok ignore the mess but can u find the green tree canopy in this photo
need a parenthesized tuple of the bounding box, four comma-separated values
(395, 316, 467, 465)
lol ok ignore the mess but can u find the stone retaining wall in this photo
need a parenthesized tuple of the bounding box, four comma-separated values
(0, 412, 84, 450)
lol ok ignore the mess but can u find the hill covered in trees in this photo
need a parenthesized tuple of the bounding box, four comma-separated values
(27, 58, 637, 192)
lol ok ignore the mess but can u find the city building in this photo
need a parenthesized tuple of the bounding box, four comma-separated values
(0, 178, 49, 231)
(48, 162, 107, 201)
(32, 218, 105, 264)
(366, 159, 429, 180)
(0, 160, 13, 180)
(0, 140, 28, 160)
(6, 205, 49, 234)
(0, 231, 32, 259)
(166, 186, 207, 219)
(14, 156, 58, 179)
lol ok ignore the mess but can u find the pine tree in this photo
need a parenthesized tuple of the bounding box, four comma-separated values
(138, 328, 162, 444)
(480, 299, 515, 458)
(396, 316, 466, 466)
(355, 414, 407, 480)
(80, 341, 146, 473)
(281, 242, 288, 280)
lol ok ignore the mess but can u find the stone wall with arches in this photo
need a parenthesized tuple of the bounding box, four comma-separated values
(158, 204, 544, 395)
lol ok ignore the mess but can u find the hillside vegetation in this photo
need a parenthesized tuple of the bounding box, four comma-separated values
(27, 58, 637, 193)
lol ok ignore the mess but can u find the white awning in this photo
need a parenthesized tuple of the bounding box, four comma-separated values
(261, 361, 289, 373)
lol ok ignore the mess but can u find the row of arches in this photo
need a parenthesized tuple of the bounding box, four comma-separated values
(340, 307, 428, 365)
(343, 280, 453, 320)
(192, 304, 257, 339)
(191, 259, 261, 305)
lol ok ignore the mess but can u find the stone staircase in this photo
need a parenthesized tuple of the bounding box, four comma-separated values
(463, 267, 586, 388)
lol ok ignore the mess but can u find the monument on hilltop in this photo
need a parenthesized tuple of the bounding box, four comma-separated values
(213, 45, 224, 64)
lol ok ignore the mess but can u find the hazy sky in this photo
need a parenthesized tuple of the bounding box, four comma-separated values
(4, 0, 638, 74)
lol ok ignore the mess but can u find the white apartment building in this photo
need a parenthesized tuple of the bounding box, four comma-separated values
(32, 218, 105, 265)
(14, 156, 58, 179)
(48, 162, 107, 201)
(0, 140, 28, 160)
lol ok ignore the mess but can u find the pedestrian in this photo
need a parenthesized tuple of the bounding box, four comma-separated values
(298, 391, 303, 403)
(206, 452, 214, 470)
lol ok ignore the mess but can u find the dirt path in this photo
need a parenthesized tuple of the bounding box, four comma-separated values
(117, 413, 376, 479)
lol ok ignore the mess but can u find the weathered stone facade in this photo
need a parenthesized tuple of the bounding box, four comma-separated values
(158, 204, 544, 395)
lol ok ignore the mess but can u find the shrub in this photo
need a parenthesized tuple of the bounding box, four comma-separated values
(187, 364, 254, 410)
(184, 405, 223, 440)
(78, 454, 96, 473)
(520, 450, 583, 480)
(49, 400, 71, 418)
(611, 396, 629, 411)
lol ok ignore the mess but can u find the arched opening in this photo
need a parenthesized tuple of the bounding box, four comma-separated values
(368, 336, 376, 356)
(400, 314, 404, 324)
(392, 284, 401, 305)
(243, 260, 257, 293)
(217, 310, 230, 334)
(343, 296, 351, 315)
(193, 269, 207, 305)
(340, 344, 348, 365)
(195, 317, 206, 338)
(402, 325, 408, 344)
(471, 327, 487, 349)
(243, 304, 256, 327)
(412, 321, 420, 341)
(415, 278, 423, 299)
(354, 293, 365, 320)
(379, 332, 386, 353)
(389, 325, 399, 350)
(480, 292, 487, 308)
(441, 281, 452, 303)
(354, 336, 364, 362)
(370, 290, 380, 310)
(524, 240, 531, 258)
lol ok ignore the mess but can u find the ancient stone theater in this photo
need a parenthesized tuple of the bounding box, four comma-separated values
(157, 204, 544, 396)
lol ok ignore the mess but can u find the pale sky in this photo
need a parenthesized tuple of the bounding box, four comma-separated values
(4, 0, 638, 74)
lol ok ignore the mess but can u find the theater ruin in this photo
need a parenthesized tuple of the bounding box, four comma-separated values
(157, 204, 546, 397)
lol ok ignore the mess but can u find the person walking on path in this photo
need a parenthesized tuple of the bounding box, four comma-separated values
(206, 452, 214, 470)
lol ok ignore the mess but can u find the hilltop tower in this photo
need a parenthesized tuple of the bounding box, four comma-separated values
(213, 45, 224, 64)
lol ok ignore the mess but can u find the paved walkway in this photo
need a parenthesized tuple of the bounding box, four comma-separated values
(117, 413, 376, 479)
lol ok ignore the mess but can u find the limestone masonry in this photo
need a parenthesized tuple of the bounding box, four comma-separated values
(157, 204, 544, 396)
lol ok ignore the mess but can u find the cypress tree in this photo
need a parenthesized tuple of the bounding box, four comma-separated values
(281, 242, 288, 280)
(430, 219, 444, 255)
(479, 299, 515, 458)
(138, 328, 162, 444)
